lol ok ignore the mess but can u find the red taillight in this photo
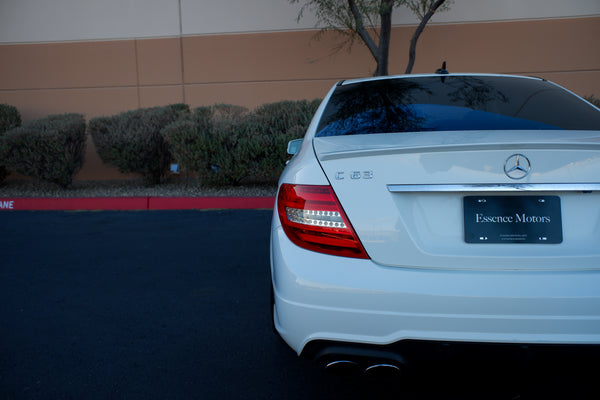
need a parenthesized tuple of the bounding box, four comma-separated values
(277, 184, 369, 259)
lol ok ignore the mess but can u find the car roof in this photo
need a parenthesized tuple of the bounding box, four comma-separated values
(338, 73, 544, 86)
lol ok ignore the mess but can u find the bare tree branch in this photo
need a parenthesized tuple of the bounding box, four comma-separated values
(347, 0, 380, 61)
(405, 0, 447, 74)
(290, 0, 451, 76)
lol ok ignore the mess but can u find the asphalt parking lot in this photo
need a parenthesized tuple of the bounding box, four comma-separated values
(1, 210, 597, 399)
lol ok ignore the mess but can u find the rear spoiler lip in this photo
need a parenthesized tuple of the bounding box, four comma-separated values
(387, 183, 600, 193)
(313, 130, 600, 161)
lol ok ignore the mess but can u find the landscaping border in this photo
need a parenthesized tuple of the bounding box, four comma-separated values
(0, 196, 275, 211)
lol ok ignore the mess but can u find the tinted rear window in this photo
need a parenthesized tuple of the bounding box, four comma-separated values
(316, 76, 600, 137)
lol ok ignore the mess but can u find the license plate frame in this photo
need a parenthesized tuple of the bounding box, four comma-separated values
(464, 195, 562, 244)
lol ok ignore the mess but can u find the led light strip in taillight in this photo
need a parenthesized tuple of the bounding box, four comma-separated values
(285, 208, 347, 229)
(277, 184, 369, 259)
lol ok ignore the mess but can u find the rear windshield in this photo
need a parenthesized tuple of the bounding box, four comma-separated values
(315, 76, 600, 137)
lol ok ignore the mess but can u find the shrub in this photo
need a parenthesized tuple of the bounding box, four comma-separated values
(89, 104, 189, 185)
(163, 105, 264, 185)
(210, 103, 249, 120)
(161, 116, 211, 180)
(584, 95, 600, 108)
(0, 113, 86, 188)
(163, 100, 321, 186)
(254, 99, 320, 135)
(0, 104, 22, 133)
(252, 99, 321, 179)
(207, 112, 270, 185)
(0, 104, 22, 183)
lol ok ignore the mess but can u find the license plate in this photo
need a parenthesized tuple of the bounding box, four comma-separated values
(464, 196, 562, 244)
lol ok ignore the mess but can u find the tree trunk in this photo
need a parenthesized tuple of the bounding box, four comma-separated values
(405, 0, 446, 74)
(375, 0, 394, 76)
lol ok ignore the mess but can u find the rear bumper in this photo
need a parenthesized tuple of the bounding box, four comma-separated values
(271, 226, 600, 355)
(299, 338, 600, 375)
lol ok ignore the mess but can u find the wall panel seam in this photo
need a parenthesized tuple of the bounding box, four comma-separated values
(134, 40, 140, 108)
(1, 69, 598, 94)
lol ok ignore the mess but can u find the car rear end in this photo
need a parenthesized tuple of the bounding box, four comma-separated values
(270, 74, 600, 370)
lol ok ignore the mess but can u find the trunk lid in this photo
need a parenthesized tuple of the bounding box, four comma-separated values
(313, 130, 600, 271)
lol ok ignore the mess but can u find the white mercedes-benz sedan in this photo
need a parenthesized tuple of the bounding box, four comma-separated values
(270, 73, 600, 373)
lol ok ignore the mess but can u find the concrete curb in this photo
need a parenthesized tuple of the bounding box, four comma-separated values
(0, 197, 275, 211)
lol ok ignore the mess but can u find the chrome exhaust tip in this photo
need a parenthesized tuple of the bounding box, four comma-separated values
(325, 360, 360, 375)
(364, 363, 403, 378)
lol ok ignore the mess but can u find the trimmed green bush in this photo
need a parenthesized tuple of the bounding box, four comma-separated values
(0, 104, 21, 133)
(254, 99, 320, 135)
(253, 99, 321, 178)
(0, 113, 86, 188)
(89, 104, 189, 185)
(0, 104, 22, 183)
(585, 95, 600, 108)
(163, 100, 321, 186)
(210, 103, 249, 121)
(207, 112, 269, 185)
(163, 105, 260, 185)
(160, 116, 210, 180)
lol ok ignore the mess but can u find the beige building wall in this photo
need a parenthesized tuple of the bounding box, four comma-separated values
(0, 0, 599, 180)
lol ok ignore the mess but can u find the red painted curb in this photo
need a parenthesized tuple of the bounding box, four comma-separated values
(148, 197, 275, 210)
(0, 197, 148, 211)
(0, 197, 275, 211)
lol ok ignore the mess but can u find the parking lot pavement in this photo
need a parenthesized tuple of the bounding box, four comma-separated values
(1, 210, 597, 399)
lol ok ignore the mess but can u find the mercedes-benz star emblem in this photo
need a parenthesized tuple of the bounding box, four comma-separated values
(504, 154, 531, 180)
